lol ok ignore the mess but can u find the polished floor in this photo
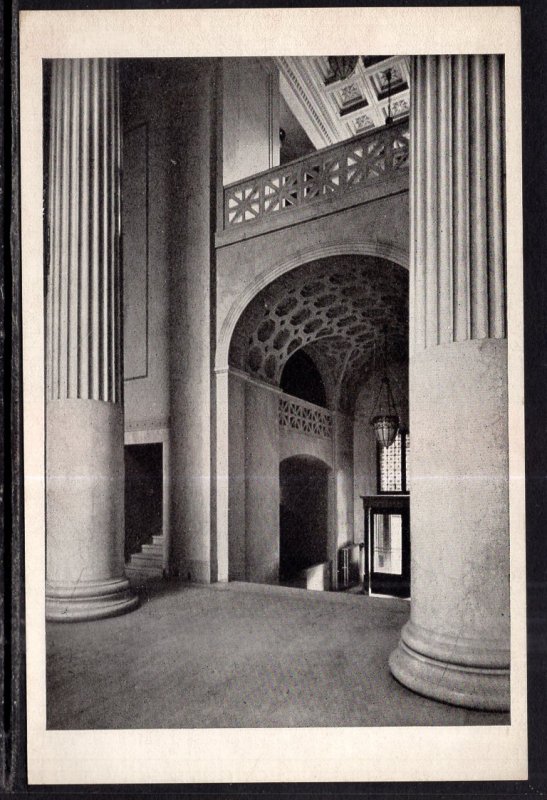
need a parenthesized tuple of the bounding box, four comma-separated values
(46, 579, 509, 729)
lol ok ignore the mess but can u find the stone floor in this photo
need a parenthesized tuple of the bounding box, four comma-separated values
(46, 579, 510, 729)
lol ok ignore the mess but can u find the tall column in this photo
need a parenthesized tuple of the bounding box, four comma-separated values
(389, 56, 509, 710)
(45, 59, 138, 621)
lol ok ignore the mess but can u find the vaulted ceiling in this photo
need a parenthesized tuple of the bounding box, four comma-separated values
(229, 255, 408, 415)
(274, 56, 411, 148)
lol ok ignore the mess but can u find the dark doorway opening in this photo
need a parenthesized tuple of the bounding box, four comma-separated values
(124, 443, 163, 563)
(280, 350, 327, 407)
(279, 456, 329, 582)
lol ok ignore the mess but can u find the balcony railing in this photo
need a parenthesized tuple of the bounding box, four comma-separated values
(223, 118, 409, 231)
(279, 394, 332, 440)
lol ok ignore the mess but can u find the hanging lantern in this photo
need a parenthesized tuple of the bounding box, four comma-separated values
(371, 410, 399, 449)
(327, 56, 359, 82)
(370, 331, 400, 448)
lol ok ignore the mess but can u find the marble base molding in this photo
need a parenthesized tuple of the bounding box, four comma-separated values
(46, 577, 138, 622)
(389, 623, 509, 711)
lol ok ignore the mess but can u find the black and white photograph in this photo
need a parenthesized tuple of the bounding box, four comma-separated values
(19, 5, 527, 785)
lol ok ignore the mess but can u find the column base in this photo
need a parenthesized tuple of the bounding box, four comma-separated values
(389, 629, 510, 712)
(46, 577, 139, 622)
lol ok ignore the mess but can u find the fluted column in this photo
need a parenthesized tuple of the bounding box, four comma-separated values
(389, 55, 509, 710)
(45, 59, 138, 621)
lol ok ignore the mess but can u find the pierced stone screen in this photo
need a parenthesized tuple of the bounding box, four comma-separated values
(378, 430, 409, 493)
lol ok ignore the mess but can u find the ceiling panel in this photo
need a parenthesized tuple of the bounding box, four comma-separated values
(274, 55, 411, 147)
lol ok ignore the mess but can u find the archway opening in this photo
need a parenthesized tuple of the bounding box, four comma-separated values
(279, 456, 329, 585)
(280, 349, 327, 407)
(225, 253, 409, 588)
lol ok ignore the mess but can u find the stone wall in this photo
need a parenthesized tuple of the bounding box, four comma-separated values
(222, 58, 280, 185)
(121, 59, 217, 582)
(216, 191, 409, 367)
(121, 60, 174, 432)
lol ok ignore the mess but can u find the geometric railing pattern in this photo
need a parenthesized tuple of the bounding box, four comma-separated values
(279, 395, 332, 439)
(224, 118, 409, 229)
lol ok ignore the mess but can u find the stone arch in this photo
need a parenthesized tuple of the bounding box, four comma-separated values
(227, 251, 408, 415)
(216, 240, 409, 373)
(215, 240, 408, 584)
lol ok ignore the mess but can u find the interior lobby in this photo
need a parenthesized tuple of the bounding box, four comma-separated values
(44, 54, 510, 727)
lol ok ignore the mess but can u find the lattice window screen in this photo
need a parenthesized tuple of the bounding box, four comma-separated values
(405, 434, 410, 491)
(378, 430, 409, 493)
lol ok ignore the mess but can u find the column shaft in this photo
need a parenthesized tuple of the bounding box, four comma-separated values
(410, 55, 506, 352)
(46, 59, 137, 621)
(390, 55, 509, 710)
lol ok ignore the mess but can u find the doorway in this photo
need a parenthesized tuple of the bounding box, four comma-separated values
(279, 456, 329, 584)
(362, 496, 410, 598)
(124, 443, 163, 563)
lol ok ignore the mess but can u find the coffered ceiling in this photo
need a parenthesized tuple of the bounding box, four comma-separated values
(229, 255, 408, 415)
(273, 55, 411, 149)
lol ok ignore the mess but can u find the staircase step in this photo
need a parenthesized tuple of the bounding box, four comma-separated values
(125, 560, 162, 571)
(141, 543, 163, 555)
(152, 535, 164, 546)
(125, 563, 163, 578)
(129, 552, 163, 566)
